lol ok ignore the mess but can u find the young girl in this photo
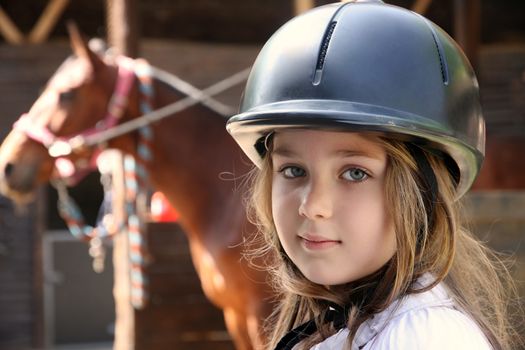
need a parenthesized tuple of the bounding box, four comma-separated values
(227, 1, 522, 349)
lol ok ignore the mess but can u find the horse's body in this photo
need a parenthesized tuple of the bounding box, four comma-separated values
(472, 133, 525, 190)
(143, 80, 272, 349)
(0, 30, 273, 349)
(130, 76, 273, 349)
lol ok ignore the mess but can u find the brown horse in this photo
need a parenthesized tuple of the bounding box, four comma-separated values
(0, 29, 273, 349)
(472, 133, 525, 190)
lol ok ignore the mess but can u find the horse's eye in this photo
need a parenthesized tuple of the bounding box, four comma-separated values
(59, 90, 76, 104)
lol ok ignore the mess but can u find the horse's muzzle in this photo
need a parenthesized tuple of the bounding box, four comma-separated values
(0, 161, 38, 199)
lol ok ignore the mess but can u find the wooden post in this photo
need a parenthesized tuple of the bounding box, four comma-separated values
(106, 0, 139, 57)
(411, 0, 433, 15)
(453, 0, 481, 69)
(294, 0, 315, 15)
(33, 188, 47, 348)
(105, 1, 139, 349)
(111, 154, 134, 350)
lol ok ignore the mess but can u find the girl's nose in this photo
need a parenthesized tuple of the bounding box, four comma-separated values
(298, 181, 333, 220)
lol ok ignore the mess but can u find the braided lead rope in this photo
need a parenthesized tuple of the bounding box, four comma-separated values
(123, 58, 155, 309)
(47, 57, 138, 272)
(49, 57, 148, 276)
(51, 57, 156, 306)
(52, 175, 125, 272)
(52, 176, 125, 241)
(123, 155, 149, 309)
(52, 179, 92, 242)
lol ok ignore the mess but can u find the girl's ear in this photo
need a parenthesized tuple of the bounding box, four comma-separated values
(67, 21, 105, 72)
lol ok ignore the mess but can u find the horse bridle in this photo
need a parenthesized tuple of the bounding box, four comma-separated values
(12, 55, 250, 184)
(8, 54, 249, 309)
(12, 56, 136, 183)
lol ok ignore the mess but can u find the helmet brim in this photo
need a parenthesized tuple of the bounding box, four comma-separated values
(227, 99, 483, 198)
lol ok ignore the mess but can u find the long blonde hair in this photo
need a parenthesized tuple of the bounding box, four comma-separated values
(246, 136, 522, 350)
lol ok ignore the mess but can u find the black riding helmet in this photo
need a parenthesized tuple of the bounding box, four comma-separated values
(227, 0, 485, 198)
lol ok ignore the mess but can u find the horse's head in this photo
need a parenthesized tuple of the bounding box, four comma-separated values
(0, 25, 134, 204)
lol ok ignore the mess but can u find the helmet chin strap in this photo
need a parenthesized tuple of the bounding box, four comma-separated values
(405, 143, 438, 247)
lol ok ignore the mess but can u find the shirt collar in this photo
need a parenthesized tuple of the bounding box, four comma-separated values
(352, 274, 455, 349)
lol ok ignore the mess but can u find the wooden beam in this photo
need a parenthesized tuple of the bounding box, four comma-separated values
(294, 0, 315, 16)
(453, 0, 481, 69)
(0, 6, 24, 44)
(28, 0, 70, 44)
(411, 0, 433, 15)
(106, 0, 139, 57)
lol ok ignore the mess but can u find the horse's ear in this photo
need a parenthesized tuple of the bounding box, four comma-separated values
(67, 21, 104, 71)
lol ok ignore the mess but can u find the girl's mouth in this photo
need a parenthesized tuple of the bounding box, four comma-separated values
(299, 234, 341, 250)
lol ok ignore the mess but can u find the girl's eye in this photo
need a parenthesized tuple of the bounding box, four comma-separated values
(280, 166, 306, 178)
(342, 168, 368, 182)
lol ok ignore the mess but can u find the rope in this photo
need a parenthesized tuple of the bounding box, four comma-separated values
(52, 57, 243, 309)
(77, 67, 251, 149)
(150, 66, 237, 117)
(52, 173, 123, 273)
(125, 58, 155, 309)
(51, 58, 156, 309)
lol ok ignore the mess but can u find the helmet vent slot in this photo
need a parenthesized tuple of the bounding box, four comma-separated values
(425, 20, 449, 85)
(317, 21, 337, 70)
(313, 21, 337, 85)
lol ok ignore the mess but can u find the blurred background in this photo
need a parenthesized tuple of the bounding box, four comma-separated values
(0, 0, 523, 349)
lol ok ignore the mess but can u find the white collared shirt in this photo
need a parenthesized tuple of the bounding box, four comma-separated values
(309, 275, 492, 349)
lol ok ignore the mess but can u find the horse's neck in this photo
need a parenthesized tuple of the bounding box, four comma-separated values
(143, 78, 249, 244)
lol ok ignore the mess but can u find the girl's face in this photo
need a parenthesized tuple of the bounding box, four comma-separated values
(271, 129, 396, 286)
